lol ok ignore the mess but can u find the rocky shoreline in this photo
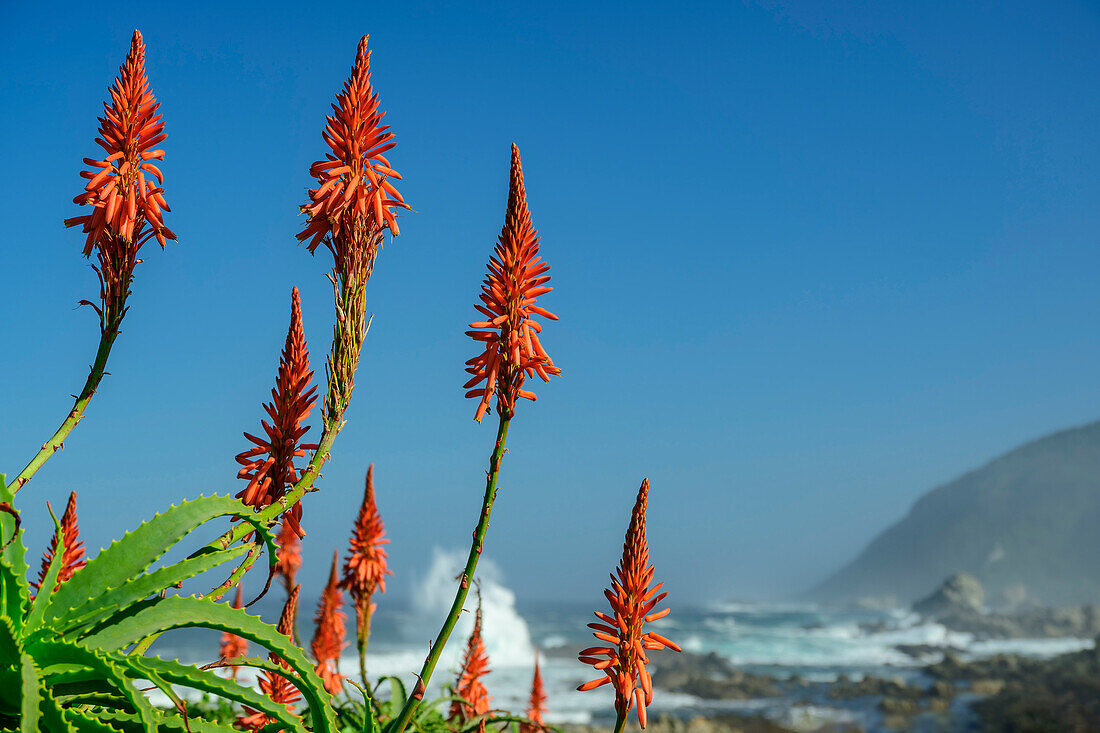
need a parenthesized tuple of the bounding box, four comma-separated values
(572, 640, 1099, 732)
(611, 574, 1100, 732)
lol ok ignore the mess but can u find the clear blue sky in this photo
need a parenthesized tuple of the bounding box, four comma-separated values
(2, 1, 1098, 604)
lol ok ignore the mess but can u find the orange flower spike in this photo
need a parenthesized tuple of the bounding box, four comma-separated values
(449, 604, 492, 723)
(577, 479, 680, 729)
(464, 144, 560, 422)
(311, 550, 347, 695)
(274, 515, 302, 592)
(298, 34, 409, 261)
(341, 463, 391, 680)
(522, 653, 547, 733)
(238, 586, 302, 731)
(219, 585, 249, 681)
(64, 30, 176, 329)
(32, 491, 87, 594)
(341, 463, 392, 602)
(234, 287, 318, 535)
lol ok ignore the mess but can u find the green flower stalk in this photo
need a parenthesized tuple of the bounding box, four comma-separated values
(298, 35, 409, 430)
(389, 144, 559, 733)
(8, 30, 175, 495)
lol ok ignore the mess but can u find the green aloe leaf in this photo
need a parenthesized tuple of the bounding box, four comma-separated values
(25, 509, 65, 632)
(0, 618, 20, 712)
(124, 656, 306, 733)
(28, 640, 157, 731)
(1, 480, 29, 636)
(19, 653, 40, 733)
(45, 496, 277, 627)
(93, 710, 247, 733)
(362, 691, 381, 733)
(60, 710, 128, 733)
(79, 597, 336, 733)
(0, 478, 28, 580)
(383, 676, 407, 713)
(0, 559, 26, 639)
(38, 685, 79, 733)
(57, 543, 251, 636)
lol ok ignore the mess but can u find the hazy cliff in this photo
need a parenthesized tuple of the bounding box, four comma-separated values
(812, 421, 1100, 605)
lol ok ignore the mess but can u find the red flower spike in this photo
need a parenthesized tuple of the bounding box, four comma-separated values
(274, 515, 302, 592)
(237, 586, 302, 731)
(32, 491, 87, 594)
(450, 601, 491, 725)
(64, 30, 176, 329)
(298, 35, 409, 267)
(219, 585, 249, 681)
(464, 144, 560, 422)
(312, 550, 347, 695)
(234, 287, 318, 536)
(577, 479, 680, 729)
(340, 464, 392, 602)
(521, 652, 547, 733)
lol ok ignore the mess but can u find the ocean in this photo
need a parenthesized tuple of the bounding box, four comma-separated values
(153, 550, 1094, 732)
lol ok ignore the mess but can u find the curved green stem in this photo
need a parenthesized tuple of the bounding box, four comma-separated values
(388, 414, 511, 733)
(7, 323, 119, 495)
(612, 712, 627, 733)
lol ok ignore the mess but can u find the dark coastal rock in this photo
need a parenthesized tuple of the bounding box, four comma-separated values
(895, 643, 959, 660)
(827, 673, 955, 722)
(827, 674, 923, 701)
(651, 651, 780, 700)
(967, 639, 1100, 731)
(561, 713, 799, 733)
(652, 651, 737, 679)
(913, 572, 984, 617)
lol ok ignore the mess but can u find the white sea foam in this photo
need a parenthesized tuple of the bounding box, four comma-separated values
(407, 547, 535, 668)
(967, 636, 1094, 658)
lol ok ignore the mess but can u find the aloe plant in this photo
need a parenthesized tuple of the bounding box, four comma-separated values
(0, 482, 338, 732)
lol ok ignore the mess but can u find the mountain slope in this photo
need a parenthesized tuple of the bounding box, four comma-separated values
(811, 421, 1100, 605)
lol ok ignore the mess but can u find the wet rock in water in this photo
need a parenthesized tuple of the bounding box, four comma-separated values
(968, 678, 1004, 696)
(826, 672, 958, 724)
(913, 572, 984, 617)
(650, 651, 781, 700)
(828, 675, 923, 702)
(895, 643, 954, 660)
(561, 713, 799, 733)
(968, 638, 1100, 730)
(652, 651, 736, 679)
(926, 651, 1021, 681)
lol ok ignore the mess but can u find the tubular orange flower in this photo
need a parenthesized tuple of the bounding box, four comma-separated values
(577, 479, 680, 729)
(64, 29, 176, 330)
(521, 652, 547, 733)
(234, 287, 318, 537)
(449, 602, 492, 724)
(219, 585, 249, 681)
(341, 463, 392, 603)
(274, 515, 302, 593)
(464, 144, 560, 422)
(298, 35, 409, 428)
(298, 34, 408, 257)
(32, 491, 86, 594)
(340, 463, 391, 680)
(311, 550, 347, 695)
(237, 585, 302, 731)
